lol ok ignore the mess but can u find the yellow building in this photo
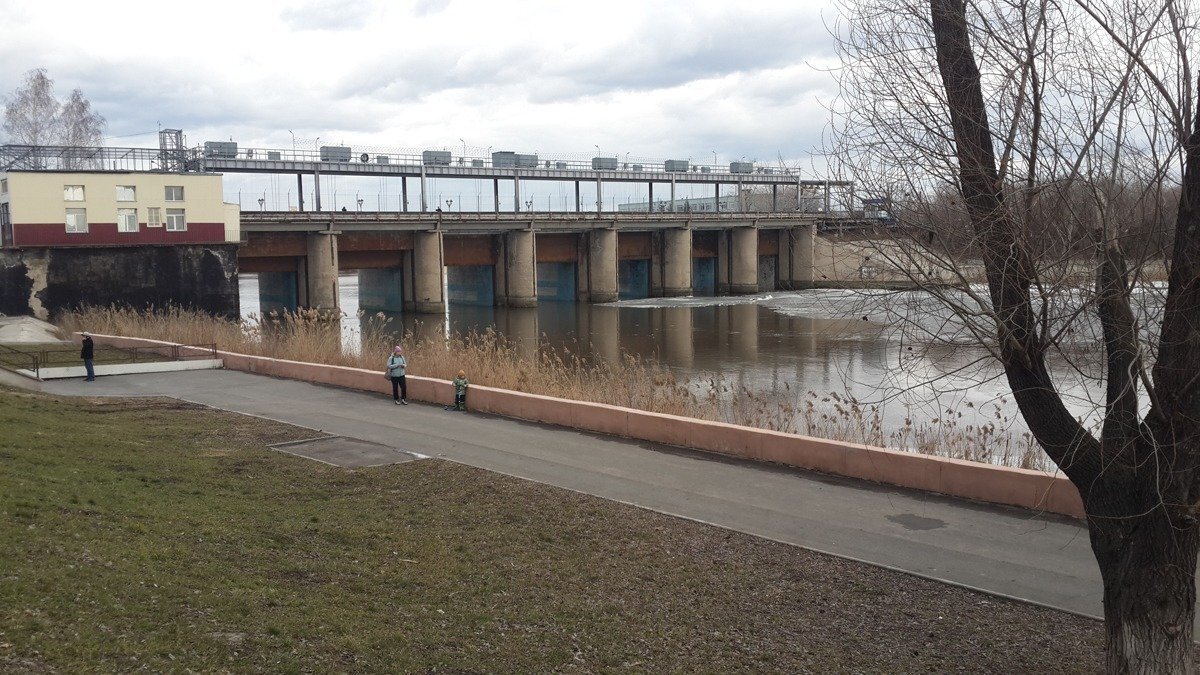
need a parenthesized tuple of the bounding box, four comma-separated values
(0, 170, 239, 248)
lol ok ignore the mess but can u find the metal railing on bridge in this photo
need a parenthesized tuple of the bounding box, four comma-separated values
(0, 142, 851, 191)
(201, 145, 807, 178)
(0, 145, 191, 173)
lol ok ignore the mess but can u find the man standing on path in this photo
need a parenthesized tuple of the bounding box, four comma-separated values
(80, 332, 95, 382)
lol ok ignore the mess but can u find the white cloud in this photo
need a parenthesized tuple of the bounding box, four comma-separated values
(412, 0, 451, 17)
(280, 0, 379, 30)
(0, 0, 838, 172)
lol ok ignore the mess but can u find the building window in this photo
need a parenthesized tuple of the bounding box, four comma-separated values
(65, 208, 88, 233)
(147, 207, 162, 227)
(117, 208, 138, 233)
(116, 185, 137, 201)
(165, 208, 186, 231)
(64, 185, 85, 201)
(1, 179, 7, 194)
(165, 185, 184, 201)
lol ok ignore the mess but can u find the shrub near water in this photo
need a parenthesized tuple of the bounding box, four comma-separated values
(55, 306, 1049, 470)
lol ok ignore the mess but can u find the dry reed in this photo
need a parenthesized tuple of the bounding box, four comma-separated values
(55, 305, 1052, 471)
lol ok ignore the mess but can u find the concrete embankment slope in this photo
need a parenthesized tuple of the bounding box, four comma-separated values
(0, 315, 67, 343)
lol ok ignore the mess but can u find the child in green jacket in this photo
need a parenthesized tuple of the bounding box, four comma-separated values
(450, 370, 468, 411)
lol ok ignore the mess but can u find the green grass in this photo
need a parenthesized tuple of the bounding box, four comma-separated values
(0, 387, 1111, 672)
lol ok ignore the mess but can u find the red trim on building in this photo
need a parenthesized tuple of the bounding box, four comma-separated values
(12, 222, 226, 247)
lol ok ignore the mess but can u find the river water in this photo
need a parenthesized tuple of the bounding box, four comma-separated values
(239, 274, 1108, 465)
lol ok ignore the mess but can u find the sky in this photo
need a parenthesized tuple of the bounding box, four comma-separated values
(0, 0, 842, 209)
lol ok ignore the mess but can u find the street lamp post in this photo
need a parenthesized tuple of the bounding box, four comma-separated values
(446, 198, 454, 211)
(288, 129, 296, 157)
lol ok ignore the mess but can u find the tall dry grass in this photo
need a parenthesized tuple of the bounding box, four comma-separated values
(55, 305, 1052, 471)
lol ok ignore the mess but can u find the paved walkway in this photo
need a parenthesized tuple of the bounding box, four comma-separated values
(28, 369, 1107, 621)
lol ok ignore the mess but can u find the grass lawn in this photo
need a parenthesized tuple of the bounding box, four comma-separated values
(1, 386, 1112, 672)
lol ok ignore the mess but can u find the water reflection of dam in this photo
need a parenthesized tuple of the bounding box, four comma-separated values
(247, 272, 887, 400)
(239, 274, 1093, 440)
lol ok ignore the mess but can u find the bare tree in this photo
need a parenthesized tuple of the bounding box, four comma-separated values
(57, 88, 106, 170)
(3, 68, 61, 146)
(2, 68, 106, 162)
(834, 0, 1200, 670)
(58, 88, 105, 148)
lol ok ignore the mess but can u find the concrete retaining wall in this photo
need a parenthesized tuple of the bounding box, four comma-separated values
(0, 245, 239, 319)
(84, 333, 1086, 519)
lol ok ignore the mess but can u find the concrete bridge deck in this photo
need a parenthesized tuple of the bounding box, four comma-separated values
(240, 210, 841, 234)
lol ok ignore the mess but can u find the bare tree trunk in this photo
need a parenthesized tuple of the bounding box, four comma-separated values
(1089, 499, 1198, 674)
(1088, 197, 1198, 673)
(927, 0, 1200, 670)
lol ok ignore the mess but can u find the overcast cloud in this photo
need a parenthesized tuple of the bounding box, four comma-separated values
(0, 0, 840, 206)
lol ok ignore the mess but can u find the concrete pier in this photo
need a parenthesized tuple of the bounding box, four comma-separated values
(662, 228, 692, 297)
(730, 227, 759, 295)
(233, 212, 876, 313)
(588, 229, 618, 303)
(504, 230, 537, 308)
(410, 231, 445, 313)
(305, 232, 340, 315)
(716, 231, 731, 295)
(788, 225, 815, 289)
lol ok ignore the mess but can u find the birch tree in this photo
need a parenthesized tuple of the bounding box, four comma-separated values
(2, 68, 106, 152)
(2, 69, 61, 146)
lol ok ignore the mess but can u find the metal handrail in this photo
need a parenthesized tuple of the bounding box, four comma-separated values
(1, 143, 838, 182)
(171, 343, 218, 360)
(204, 145, 807, 178)
(241, 210, 851, 223)
(0, 342, 218, 379)
(0, 343, 39, 377)
(0, 145, 188, 173)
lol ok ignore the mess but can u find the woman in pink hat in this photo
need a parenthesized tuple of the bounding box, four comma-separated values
(386, 345, 408, 405)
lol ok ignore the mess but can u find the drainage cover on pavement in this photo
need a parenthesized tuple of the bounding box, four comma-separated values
(269, 436, 424, 468)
